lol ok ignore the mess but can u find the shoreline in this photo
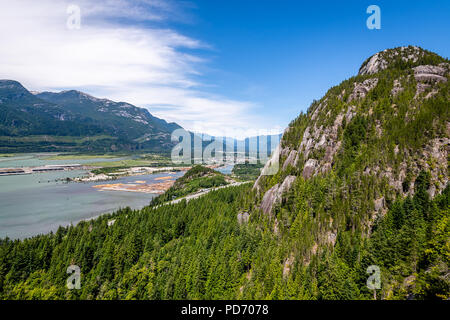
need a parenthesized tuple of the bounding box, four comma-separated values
(71, 166, 190, 183)
(92, 178, 176, 194)
(70, 163, 227, 183)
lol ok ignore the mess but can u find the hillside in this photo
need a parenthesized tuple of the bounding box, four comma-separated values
(150, 165, 232, 205)
(0, 46, 448, 300)
(256, 45, 448, 225)
(0, 81, 181, 152)
(252, 45, 449, 298)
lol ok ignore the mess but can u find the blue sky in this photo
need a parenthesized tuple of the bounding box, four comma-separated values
(0, 0, 449, 138)
(175, 0, 450, 128)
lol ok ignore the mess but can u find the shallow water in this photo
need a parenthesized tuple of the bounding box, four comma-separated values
(0, 154, 184, 239)
(216, 164, 234, 174)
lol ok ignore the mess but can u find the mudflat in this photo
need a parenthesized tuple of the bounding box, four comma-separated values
(93, 180, 175, 194)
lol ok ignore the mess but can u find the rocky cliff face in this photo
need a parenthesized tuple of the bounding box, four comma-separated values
(358, 46, 425, 75)
(255, 46, 449, 219)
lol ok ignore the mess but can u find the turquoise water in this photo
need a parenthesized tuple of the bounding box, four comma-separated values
(0, 154, 184, 239)
(216, 164, 234, 174)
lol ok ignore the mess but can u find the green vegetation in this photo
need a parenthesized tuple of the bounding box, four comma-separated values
(88, 153, 176, 168)
(232, 162, 264, 180)
(0, 172, 447, 300)
(0, 185, 249, 299)
(88, 153, 186, 175)
(150, 165, 228, 205)
(250, 46, 450, 299)
(90, 166, 133, 175)
(0, 47, 448, 300)
(42, 153, 122, 160)
(366, 173, 449, 299)
(0, 135, 115, 144)
(0, 135, 119, 153)
(0, 80, 180, 153)
(89, 159, 158, 168)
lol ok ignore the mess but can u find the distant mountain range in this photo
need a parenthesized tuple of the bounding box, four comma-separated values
(0, 80, 281, 155)
(189, 133, 281, 158)
(0, 80, 182, 152)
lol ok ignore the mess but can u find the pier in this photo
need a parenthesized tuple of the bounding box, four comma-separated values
(0, 164, 83, 176)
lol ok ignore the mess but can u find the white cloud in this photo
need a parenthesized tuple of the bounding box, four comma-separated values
(80, 0, 170, 21)
(0, 0, 280, 139)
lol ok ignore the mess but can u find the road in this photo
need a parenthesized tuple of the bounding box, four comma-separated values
(157, 181, 252, 207)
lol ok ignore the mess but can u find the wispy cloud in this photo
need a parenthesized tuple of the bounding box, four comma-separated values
(0, 0, 279, 138)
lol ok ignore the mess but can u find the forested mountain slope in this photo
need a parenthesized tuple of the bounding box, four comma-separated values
(36, 90, 181, 149)
(0, 81, 105, 138)
(0, 46, 448, 300)
(251, 45, 449, 298)
(0, 80, 181, 152)
(149, 165, 231, 206)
